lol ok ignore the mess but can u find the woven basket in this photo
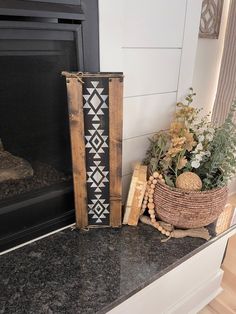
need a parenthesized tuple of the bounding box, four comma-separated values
(153, 181, 228, 229)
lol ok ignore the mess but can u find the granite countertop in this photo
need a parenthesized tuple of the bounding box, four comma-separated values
(0, 222, 235, 314)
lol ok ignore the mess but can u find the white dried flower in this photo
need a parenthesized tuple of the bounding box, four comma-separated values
(195, 154, 203, 161)
(191, 160, 200, 168)
(205, 151, 211, 157)
(191, 125, 198, 132)
(206, 133, 213, 141)
(198, 135, 205, 142)
(196, 143, 203, 151)
(198, 127, 206, 134)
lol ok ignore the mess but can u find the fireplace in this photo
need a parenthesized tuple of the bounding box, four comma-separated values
(0, 0, 99, 251)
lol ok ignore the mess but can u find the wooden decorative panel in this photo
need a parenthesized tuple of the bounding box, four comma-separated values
(199, 0, 224, 39)
(62, 72, 123, 228)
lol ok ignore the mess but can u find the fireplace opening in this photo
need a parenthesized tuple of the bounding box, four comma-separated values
(0, 0, 99, 251)
(0, 39, 76, 202)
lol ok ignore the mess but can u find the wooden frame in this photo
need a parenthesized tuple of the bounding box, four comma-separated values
(109, 77, 123, 227)
(63, 72, 123, 228)
(66, 77, 88, 228)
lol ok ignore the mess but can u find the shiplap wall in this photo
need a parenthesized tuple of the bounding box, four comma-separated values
(99, 0, 202, 202)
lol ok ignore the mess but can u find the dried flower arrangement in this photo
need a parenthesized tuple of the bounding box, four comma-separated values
(144, 88, 236, 191)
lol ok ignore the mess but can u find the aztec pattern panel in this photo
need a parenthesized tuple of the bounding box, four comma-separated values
(82, 78, 110, 225)
(63, 71, 123, 229)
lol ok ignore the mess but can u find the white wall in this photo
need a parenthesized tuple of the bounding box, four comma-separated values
(192, 0, 230, 114)
(99, 0, 202, 202)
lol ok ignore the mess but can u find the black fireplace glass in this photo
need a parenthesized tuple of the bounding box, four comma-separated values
(0, 34, 78, 250)
(0, 38, 77, 203)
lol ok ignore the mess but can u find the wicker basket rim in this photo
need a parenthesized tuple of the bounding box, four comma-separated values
(157, 181, 227, 195)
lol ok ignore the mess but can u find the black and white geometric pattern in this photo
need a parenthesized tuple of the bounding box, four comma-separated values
(83, 79, 110, 225)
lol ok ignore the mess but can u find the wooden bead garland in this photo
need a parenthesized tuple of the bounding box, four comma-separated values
(141, 171, 171, 237)
(142, 171, 171, 237)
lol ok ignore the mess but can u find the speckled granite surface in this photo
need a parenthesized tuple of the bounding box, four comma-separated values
(0, 222, 231, 314)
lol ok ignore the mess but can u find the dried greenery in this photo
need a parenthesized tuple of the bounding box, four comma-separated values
(198, 101, 236, 189)
(143, 89, 236, 190)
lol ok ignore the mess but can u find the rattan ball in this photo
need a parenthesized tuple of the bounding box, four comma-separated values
(176, 172, 202, 191)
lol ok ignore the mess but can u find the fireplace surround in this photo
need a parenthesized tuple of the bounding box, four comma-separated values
(0, 0, 99, 251)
